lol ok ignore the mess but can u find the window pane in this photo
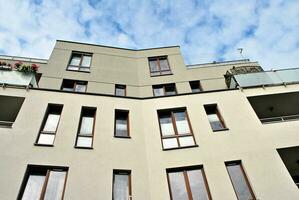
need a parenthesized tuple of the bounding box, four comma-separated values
(81, 55, 91, 67)
(149, 60, 159, 72)
(159, 115, 175, 136)
(168, 172, 189, 200)
(38, 134, 55, 145)
(43, 114, 60, 132)
(79, 67, 90, 72)
(70, 55, 81, 66)
(174, 112, 190, 134)
(76, 136, 92, 147)
(44, 171, 67, 200)
(188, 169, 210, 200)
(67, 65, 79, 70)
(62, 87, 74, 92)
(153, 87, 164, 96)
(79, 117, 94, 135)
(75, 84, 86, 92)
(22, 175, 45, 200)
(208, 114, 224, 130)
(179, 136, 194, 147)
(227, 164, 254, 200)
(159, 58, 170, 71)
(113, 174, 129, 200)
(116, 119, 128, 137)
(164, 85, 176, 95)
(151, 71, 160, 76)
(115, 88, 125, 96)
(163, 138, 178, 149)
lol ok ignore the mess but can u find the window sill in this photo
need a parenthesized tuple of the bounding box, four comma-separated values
(114, 136, 131, 139)
(150, 73, 173, 77)
(34, 143, 54, 147)
(74, 146, 93, 150)
(212, 128, 229, 132)
(66, 69, 90, 73)
(163, 145, 199, 151)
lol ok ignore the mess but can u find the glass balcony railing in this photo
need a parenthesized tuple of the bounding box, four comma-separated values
(0, 70, 38, 88)
(227, 68, 299, 88)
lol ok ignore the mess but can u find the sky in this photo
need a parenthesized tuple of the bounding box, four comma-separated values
(0, 0, 298, 69)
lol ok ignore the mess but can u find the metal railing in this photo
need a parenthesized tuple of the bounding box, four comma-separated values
(0, 120, 13, 128)
(260, 114, 299, 124)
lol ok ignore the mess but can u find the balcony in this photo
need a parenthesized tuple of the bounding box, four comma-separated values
(0, 69, 38, 88)
(0, 95, 25, 128)
(225, 68, 299, 89)
(277, 147, 299, 188)
(248, 92, 299, 124)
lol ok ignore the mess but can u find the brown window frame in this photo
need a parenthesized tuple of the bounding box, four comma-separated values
(17, 164, 69, 200)
(75, 107, 96, 149)
(112, 169, 132, 200)
(204, 104, 228, 132)
(152, 83, 177, 96)
(35, 104, 63, 147)
(189, 80, 203, 93)
(61, 79, 88, 92)
(225, 161, 256, 200)
(166, 165, 212, 200)
(157, 108, 197, 150)
(148, 56, 172, 76)
(67, 52, 92, 72)
(114, 109, 130, 138)
(115, 84, 127, 96)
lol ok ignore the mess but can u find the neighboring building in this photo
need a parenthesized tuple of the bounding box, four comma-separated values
(0, 40, 299, 200)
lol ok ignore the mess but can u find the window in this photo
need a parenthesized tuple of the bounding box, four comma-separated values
(148, 56, 172, 76)
(67, 52, 92, 72)
(189, 81, 202, 93)
(75, 107, 96, 148)
(113, 170, 132, 200)
(226, 161, 256, 200)
(0, 95, 25, 128)
(204, 104, 227, 131)
(114, 110, 130, 138)
(167, 166, 212, 200)
(61, 79, 87, 92)
(36, 104, 63, 146)
(158, 108, 196, 150)
(115, 84, 126, 96)
(153, 83, 177, 96)
(18, 165, 68, 200)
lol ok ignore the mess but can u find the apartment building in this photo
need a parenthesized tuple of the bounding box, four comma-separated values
(0, 40, 299, 200)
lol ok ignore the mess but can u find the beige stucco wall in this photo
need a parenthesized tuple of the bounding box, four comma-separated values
(1, 83, 299, 199)
(37, 41, 260, 97)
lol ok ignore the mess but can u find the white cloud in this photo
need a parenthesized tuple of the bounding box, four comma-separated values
(0, 0, 298, 69)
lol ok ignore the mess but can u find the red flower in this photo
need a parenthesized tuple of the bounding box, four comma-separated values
(14, 61, 23, 68)
(31, 63, 39, 71)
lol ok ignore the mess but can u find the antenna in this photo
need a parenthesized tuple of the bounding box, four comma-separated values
(237, 48, 244, 58)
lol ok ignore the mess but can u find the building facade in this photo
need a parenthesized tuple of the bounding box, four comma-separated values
(0, 40, 299, 200)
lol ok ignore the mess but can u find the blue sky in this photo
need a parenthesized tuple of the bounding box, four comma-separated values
(0, 0, 298, 69)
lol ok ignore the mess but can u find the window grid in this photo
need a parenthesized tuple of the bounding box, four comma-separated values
(114, 110, 130, 138)
(167, 166, 212, 200)
(75, 107, 96, 148)
(67, 52, 92, 72)
(36, 104, 63, 146)
(18, 165, 68, 200)
(115, 84, 127, 96)
(189, 80, 203, 93)
(226, 161, 256, 200)
(204, 104, 227, 131)
(158, 109, 196, 150)
(113, 170, 132, 200)
(148, 56, 172, 76)
(61, 79, 87, 92)
(153, 83, 177, 96)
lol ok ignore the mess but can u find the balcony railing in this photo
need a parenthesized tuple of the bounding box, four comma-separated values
(227, 68, 299, 88)
(260, 114, 299, 124)
(0, 70, 37, 88)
